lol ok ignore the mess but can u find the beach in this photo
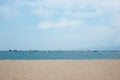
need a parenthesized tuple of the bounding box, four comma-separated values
(0, 60, 120, 80)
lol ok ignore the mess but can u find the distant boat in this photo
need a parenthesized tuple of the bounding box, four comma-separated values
(13, 50, 18, 52)
(33, 50, 38, 52)
(9, 50, 12, 52)
(9, 50, 18, 52)
(93, 51, 98, 52)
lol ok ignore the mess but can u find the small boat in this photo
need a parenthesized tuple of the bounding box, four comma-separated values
(93, 51, 98, 52)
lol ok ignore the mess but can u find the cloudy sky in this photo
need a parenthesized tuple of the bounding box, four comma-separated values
(0, 0, 120, 50)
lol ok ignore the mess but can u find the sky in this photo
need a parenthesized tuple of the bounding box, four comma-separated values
(0, 0, 120, 50)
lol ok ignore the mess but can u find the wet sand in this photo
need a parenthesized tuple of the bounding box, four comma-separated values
(0, 60, 120, 80)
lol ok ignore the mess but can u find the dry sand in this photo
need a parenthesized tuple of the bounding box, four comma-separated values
(0, 60, 120, 80)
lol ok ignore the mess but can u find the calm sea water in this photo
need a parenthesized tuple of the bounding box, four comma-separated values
(0, 51, 120, 60)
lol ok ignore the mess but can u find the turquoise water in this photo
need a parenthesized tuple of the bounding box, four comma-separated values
(0, 51, 120, 60)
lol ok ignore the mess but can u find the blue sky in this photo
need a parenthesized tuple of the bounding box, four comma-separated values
(0, 0, 120, 50)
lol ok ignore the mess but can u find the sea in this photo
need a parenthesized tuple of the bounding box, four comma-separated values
(0, 51, 120, 60)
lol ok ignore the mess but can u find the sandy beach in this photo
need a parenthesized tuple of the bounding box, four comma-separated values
(0, 60, 120, 80)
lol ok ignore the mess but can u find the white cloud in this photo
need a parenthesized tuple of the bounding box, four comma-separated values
(0, 1, 21, 18)
(1, 0, 120, 31)
(1, 0, 120, 19)
(93, 0, 120, 10)
(38, 18, 82, 29)
(29, 0, 120, 13)
(92, 25, 116, 33)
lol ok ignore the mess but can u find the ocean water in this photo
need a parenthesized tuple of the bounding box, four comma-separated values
(0, 51, 120, 60)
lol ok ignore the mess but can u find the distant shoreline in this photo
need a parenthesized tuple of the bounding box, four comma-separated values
(0, 50, 120, 52)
